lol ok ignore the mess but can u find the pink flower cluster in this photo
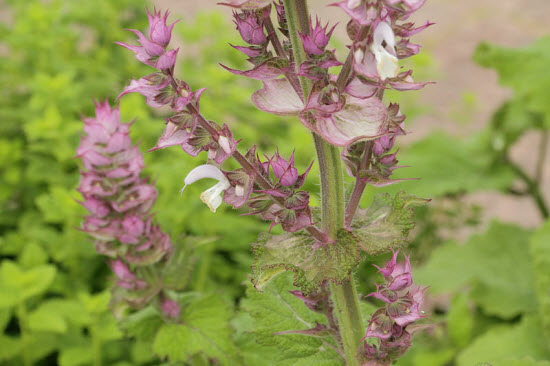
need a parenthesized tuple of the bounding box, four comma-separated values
(362, 251, 426, 364)
(77, 102, 178, 316)
(117, 8, 320, 235)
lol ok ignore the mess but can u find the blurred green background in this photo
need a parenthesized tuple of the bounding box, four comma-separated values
(0, 0, 549, 365)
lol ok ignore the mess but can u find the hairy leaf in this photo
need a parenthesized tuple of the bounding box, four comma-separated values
(252, 229, 360, 294)
(352, 192, 429, 255)
(153, 294, 239, 364)
(239, 273, 342, 366)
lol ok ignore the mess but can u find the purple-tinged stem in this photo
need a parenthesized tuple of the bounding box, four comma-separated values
(263, 11, 286, 58)
(335, 27, 369, 92)
(344, 142, 373, 227)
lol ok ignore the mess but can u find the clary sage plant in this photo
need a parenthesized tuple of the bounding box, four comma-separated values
(77, 1, 432, 365)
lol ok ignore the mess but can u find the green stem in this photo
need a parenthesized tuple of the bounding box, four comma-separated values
(283, 1, 364, 364)
(330, 280, 364, 366)
(18, 302, 31, 366)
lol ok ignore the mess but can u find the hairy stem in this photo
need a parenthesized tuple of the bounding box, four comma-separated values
(345, 142, 373, 227)
(263, 12, 304, 98)
(283, 1, 364, 364)
(283, 0, 313, 98)
(263, 11, 286, 57)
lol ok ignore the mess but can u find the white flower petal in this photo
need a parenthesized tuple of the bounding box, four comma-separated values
(183, 164, 230, 213)
(371, 22, 400, 80)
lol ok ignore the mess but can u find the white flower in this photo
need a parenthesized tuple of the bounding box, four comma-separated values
(182, 164, 230, 213)
(370, 21, 400, 80)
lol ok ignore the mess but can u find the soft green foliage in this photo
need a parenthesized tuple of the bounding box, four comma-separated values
(475, 37, 550, 127)
(490, 359, 550, 366)
(446, 293, 474, 349)
(153, 294, 239, 364)
(416, 221, 537, 318)
(457, 316, 550, 366)
(239, 273, 342, 366)
(121, 293, 239, 364)
(383, 132, 515, 198)
(0, 0, 151, 364)
(0, 261, 56, 308)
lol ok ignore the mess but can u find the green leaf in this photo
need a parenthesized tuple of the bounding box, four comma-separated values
(239, 273, 342, 366)
(35, 186, 82, 224)
(96, 313, 123, 342)
(28, 305, 68, 333)
(0, 261, 56, 308)
(529, 219, 550, 343)
(0, 335, 22, 361)
(27, 331, 60, 363)
(474, 37, 550, 127)
(78, 291, 110, 315)
(252, 229, 360, 294)
(446, 293, 474, 349)
(58, 346, 94, 366)
(36, 299, 91, 327)
(120, 306, 164, 342)
(153, 294, 239, 365)
(18, 242, 48, 268)
(416, 221, 537, 318)
(352, 192, 429, 255)
(457, 316, 550, 366)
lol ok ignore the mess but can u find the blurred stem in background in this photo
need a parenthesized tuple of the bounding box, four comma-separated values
(535, 130, 548, 184)
(504, 129, 549, 219)
(506, 157, 549, 219)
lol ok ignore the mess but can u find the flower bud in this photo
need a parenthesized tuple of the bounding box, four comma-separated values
(234, 10, 267, 45)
